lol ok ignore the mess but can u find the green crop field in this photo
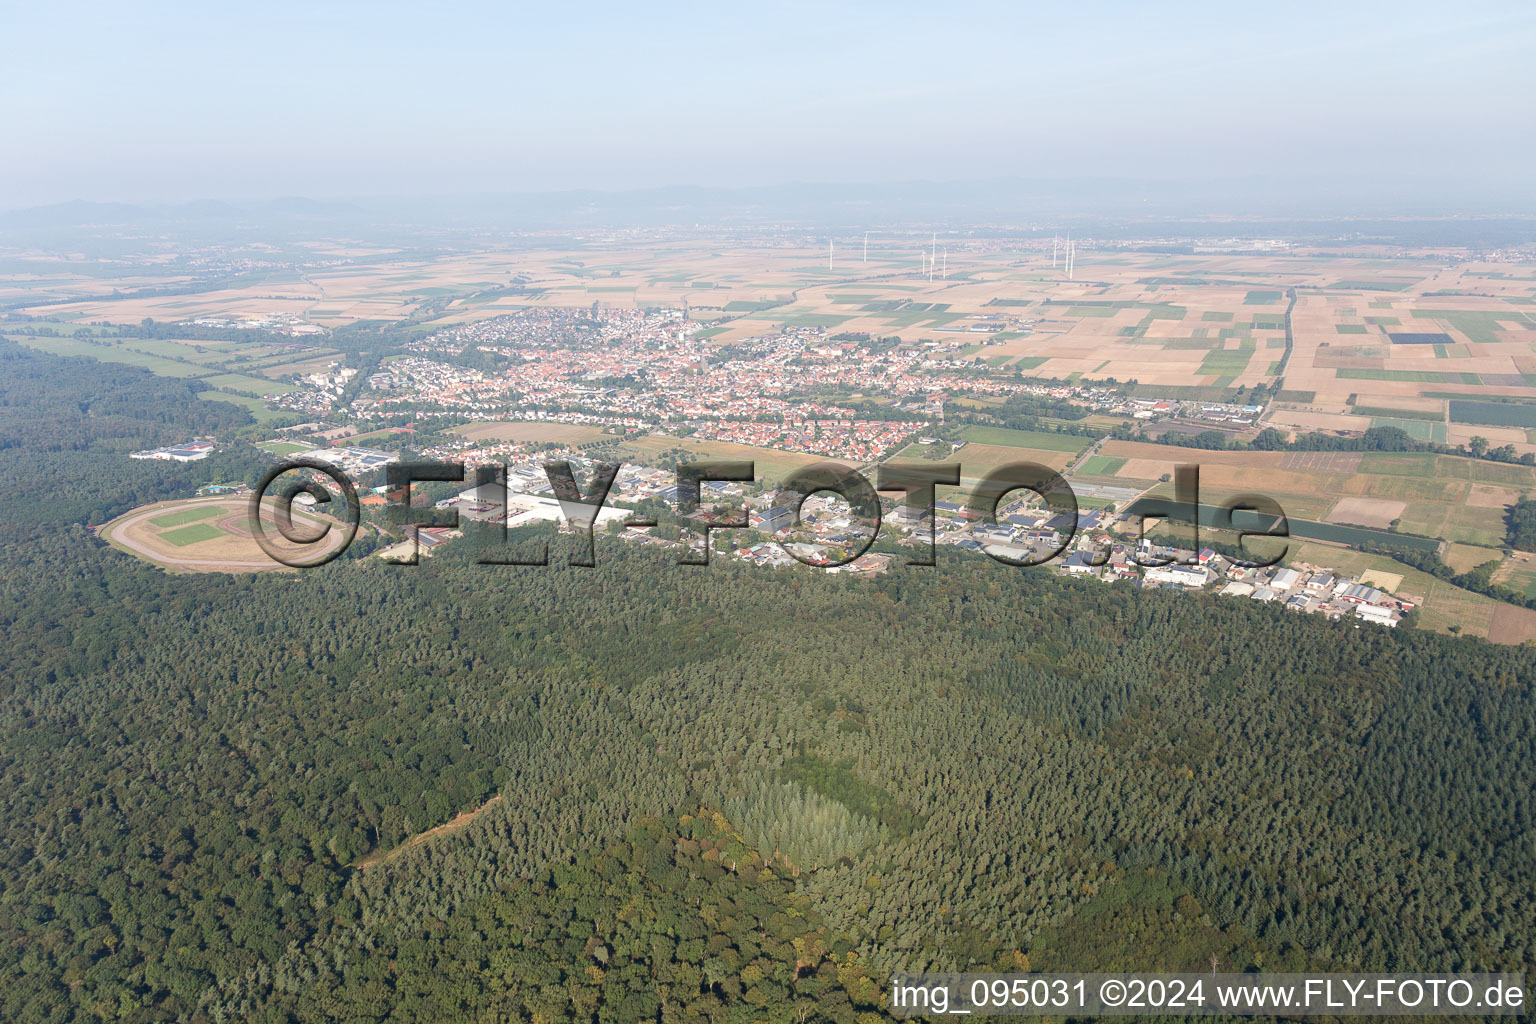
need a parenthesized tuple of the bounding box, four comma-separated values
(1129, 383, 1245, 403)
(1332, 280, 1413, 291)
(1413, 310, 1530, 345)
(1198, 342, 1255, 376)
(1369, 418, 1447, 442)
(1336, 368, 1482, 385)
(158, 523, 227, 547)
(1244, 290, 1283, 304)
(1350, 405, 1443, 421)
(770, 313, 854, 328)
(1448, 400, 1536, 428)
(957, 426, 1091, 453)
(1335, 324, 1368, 334)
(1077, 455, 1127, 476)
(149, 506, 223, 529)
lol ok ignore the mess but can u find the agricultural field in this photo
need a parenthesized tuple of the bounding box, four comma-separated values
(1100, 439, 1534, 551)
(9, 334, 212, 376)
(452, 421, 612, 445)
(6, 332, 303, 424)
(1077, 455, 1128, 476)
(12, 243, 1535, 431)
(956, 425, 1092, 453)
(11, 240, 1536, 635)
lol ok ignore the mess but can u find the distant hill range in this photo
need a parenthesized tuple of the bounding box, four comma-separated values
(3, 176, 1535, 244)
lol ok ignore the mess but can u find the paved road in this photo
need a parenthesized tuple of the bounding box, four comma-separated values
(1063, 435, 1108, 476)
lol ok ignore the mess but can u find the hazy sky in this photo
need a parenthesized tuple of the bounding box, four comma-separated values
(4, 0, 1534, 207)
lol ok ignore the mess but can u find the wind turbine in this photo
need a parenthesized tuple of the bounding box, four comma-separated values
(1053, 234, 1059, 268)
(942, 248, 948, 280)
(929, 233, 937, 282)
(863, 232, 868, 263)
(829, 239, 834, 271)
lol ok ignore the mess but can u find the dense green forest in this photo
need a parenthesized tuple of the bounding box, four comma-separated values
(1, 341, 1534, 1023)
(1506, 497, 1536, 552)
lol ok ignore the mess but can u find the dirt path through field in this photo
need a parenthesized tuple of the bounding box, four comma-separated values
(355, 794, 505, 872)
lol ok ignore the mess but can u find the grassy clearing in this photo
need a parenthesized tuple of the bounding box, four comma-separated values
(149, 506, 223, 528)
(197, 391, 288, 424)
(1369, 418, 1448, 442)
(1396, 502, 1507, 547)
(1444, 543, 1503, 575)
(11, 335, 211, 377)
(1498, 563, 1536, 600)
(257, 440, 313, 456)
(159, 523, 227, 547)
(203, 373, 298, 395)
(1358, 453, 1439, 477)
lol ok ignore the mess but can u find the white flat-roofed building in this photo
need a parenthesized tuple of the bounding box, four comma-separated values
(505, 493, 630, 530)
(1356, 604, 1398, 627)
(300, 446, 400, 475)
(1336, 583, 1385, 605)
(130, 441, 216, 462)
(1145, 565, 1208, 587)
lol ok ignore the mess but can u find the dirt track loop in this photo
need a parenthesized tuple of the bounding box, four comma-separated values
(100, 496, 349, 572)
